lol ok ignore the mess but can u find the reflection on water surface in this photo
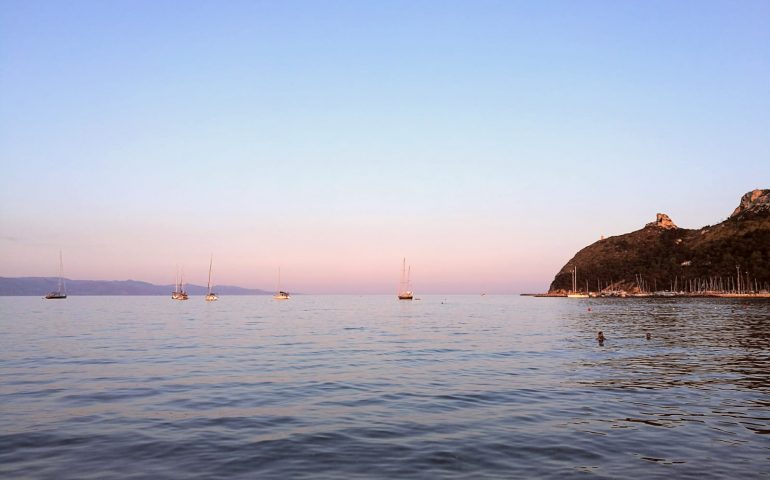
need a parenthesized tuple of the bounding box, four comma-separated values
(1, 296, 768, 479)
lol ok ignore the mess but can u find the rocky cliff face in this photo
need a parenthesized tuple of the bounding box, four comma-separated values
(646, 213, 677, 230)
(731, 189, 770, 218)
(548, 189, 770, 293)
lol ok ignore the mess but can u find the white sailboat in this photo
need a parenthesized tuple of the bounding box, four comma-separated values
(44, 250, 67, 299)
(171, 268, 189, 300)
(274, 267, 289, 300)
(397, 257, 413, 300)
(205, 255, 218, 301)
(567, 266, 589, 298)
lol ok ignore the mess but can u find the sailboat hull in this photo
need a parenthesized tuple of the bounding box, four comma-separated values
(205, 294, 218, 301)
(45, 293, 67, 299)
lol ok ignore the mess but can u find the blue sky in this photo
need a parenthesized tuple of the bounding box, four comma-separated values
(1, 0, 768, 293)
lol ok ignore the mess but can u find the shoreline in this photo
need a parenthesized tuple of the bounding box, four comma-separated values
(523, 292, 770, 299)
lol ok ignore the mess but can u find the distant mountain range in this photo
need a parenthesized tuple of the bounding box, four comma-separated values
(549, 189, 770, 293)
(0, 277, 271, 296)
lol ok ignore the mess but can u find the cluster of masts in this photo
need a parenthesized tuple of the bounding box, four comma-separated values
(562, 266, 770, 298)
(170, 257, 222, 301)
(171, 257, 290, 302)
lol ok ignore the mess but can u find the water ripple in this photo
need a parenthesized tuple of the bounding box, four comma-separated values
(1, 295, 768, 479)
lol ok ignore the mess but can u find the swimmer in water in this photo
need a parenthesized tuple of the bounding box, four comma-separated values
(597, 331, 605, 344)
(646, 332, 651, 340)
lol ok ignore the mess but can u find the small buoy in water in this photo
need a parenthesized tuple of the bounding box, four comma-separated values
(588, 307, 592, 312)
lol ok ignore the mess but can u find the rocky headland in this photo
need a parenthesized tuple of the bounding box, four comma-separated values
(548, 189, 770, 295)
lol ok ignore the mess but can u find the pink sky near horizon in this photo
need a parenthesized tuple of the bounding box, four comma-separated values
(0, 220, 570, 294)
(1, 188, 764, 293)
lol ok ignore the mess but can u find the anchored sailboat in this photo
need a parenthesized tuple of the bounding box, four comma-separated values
(274, 267, 289, 300)
(567, 266, 588, 298)
(44, 250, 67, 299)
(397, 257, 413, 300)
(171, 268, 189, 300)
(205, 256, 218, 301)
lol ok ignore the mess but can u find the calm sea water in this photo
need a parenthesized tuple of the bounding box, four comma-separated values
(1, 295, 768, 479)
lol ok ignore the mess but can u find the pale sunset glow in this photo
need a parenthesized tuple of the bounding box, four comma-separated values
(2, 4, 769, 478)
(1, 1, 768, 293)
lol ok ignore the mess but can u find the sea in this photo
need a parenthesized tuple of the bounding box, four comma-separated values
(1, 295, 768, 479)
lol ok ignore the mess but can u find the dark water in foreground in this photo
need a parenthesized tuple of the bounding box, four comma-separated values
(1, 295, 768, 479)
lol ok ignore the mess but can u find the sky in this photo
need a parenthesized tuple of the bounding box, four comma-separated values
(1, 0, 768, 293)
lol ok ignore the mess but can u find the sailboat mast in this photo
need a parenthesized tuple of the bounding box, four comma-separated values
(58, 250, 65, 293)
(400, 258, 407, 291)
(207, 255, 213, 295)
(407, 265, 411, 290)
(572, 266, 576, 293)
